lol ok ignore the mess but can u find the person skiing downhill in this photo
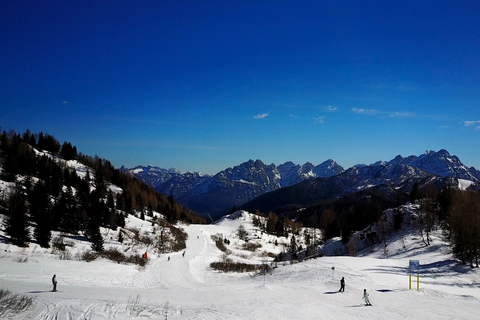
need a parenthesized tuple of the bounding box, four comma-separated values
(363, 289, 371, 306)
(339, 277, 345, 292)
(52, 274, 57, 292)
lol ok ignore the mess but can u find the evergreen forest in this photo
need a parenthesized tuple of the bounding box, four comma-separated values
(0, 130, 205, 251)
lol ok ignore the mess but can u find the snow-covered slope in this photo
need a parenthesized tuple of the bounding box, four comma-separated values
(1, 210, 479, 319)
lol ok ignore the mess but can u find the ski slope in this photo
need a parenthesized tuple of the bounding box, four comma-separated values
(1, 211, 479, 319)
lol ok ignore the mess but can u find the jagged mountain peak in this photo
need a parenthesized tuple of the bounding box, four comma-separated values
(124, 158, 345, 216)
(124, 149, 479, 218)
(385, 149, 478, 181)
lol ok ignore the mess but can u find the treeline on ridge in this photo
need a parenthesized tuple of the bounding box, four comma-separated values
(0, 129, 205, 250)
(281, 183, 480, 267)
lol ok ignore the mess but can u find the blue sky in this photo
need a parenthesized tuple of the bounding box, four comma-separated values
(1, 1, 480, 174)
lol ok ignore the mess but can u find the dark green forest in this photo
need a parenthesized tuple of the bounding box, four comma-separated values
(0, 129, 205, 251)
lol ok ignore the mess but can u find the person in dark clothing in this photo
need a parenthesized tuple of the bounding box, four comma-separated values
(339, 277, 345, 292)
(52, 274, 57, 292)
(363, 289, 371, 306)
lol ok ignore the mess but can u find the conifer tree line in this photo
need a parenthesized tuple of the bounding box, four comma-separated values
(252, 211, 302, 238)
(400, 183, 480, 268)
(442, 187, 480, 267)
(254, 181, 480, 267)
(0, 129, 205, 250)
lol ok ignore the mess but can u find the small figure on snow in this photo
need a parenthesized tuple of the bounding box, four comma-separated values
(339, 277, 345, 292)
(363, 289, 371, 306)
(168, 256, 170, 261)
(182, 251, 185, 258)
(52, 274, 57, 292)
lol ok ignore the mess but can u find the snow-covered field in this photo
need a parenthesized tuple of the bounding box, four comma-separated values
(1, 211, 479, 319)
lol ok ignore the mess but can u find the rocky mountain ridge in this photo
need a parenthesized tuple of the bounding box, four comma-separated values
(121, 159, 344, 217)
(122, 150, 480, 218)
(241, 149, 480, 217)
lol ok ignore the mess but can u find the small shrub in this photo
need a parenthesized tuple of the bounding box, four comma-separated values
(210, 261, 272, 273)
(57, 250, 72, 260)
(0, 289, 35, 318)
(215, 238, 228, 252)
(261, 251, 276, 258)
(237, 225, 248, 240)
(52, 236, 66, 251)
(13, 256, 28, 263)
(99, 248, 126, 263)
(242, 242, 262, 252)
(170, 226, 187, 252)
(125, 294, 162, 317)
(125, 254, 147, 267)
(75, 251, 98, 262)
(95, 248, 147, 267)
(155, 221, 187, 253)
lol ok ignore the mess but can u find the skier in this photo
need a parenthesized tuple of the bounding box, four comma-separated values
(52, 274, 57, 292)
(362, 289, 371, 306)
(339, 277, 345, 292)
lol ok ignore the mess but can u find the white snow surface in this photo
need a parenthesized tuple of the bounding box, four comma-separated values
(1, 211, 479, 319)
(458, 179, 474, 190)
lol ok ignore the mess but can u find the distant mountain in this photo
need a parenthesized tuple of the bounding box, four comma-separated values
(118, 165, 184, 187)
(277, 159, 343, 187)
(240, 150, 480, 215)
(123, 150, 480, 219)
(121, 159, 344, 218)
(389, 149, 480, 181)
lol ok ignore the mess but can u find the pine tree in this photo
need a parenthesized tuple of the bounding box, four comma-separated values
(86, 217, 104, 252)
(410, 182, 422, 202)
(105, 191, 116, 228)
(60, 141, 77, 160)
(289, 235, 297, 258)
(29, 182, 52, 248)
(118, 230, 124, 243)
(275, 217, 285, 236)
(266, 212, 277, 235)
(56, 186, 80, 234)
(5, 191, 30, 247)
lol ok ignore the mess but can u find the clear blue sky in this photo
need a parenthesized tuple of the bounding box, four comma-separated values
(2, 1, 480, 174)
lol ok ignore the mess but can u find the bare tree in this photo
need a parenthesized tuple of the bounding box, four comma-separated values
(376, 214, 390, 255)
(449, 190, 480, 267)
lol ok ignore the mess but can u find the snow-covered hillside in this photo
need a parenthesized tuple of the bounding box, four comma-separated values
(1, 210, 479, 319)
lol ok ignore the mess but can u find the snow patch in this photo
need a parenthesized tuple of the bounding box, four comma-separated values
(458, 179, 474, 190)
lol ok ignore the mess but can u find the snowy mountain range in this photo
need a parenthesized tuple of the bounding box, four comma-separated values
(121, 159, 344, 217)
(122, 150, 480, 218)
(241, 149, 480, 217)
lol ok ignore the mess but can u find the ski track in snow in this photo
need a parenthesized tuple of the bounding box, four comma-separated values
(35, 299, 97, 320)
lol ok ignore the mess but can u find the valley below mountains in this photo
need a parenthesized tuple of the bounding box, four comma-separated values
(122, 150, 480, 219)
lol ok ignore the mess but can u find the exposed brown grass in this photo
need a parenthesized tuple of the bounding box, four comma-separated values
(210, 261, 272, 273)
(242, 242, 262, 252)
